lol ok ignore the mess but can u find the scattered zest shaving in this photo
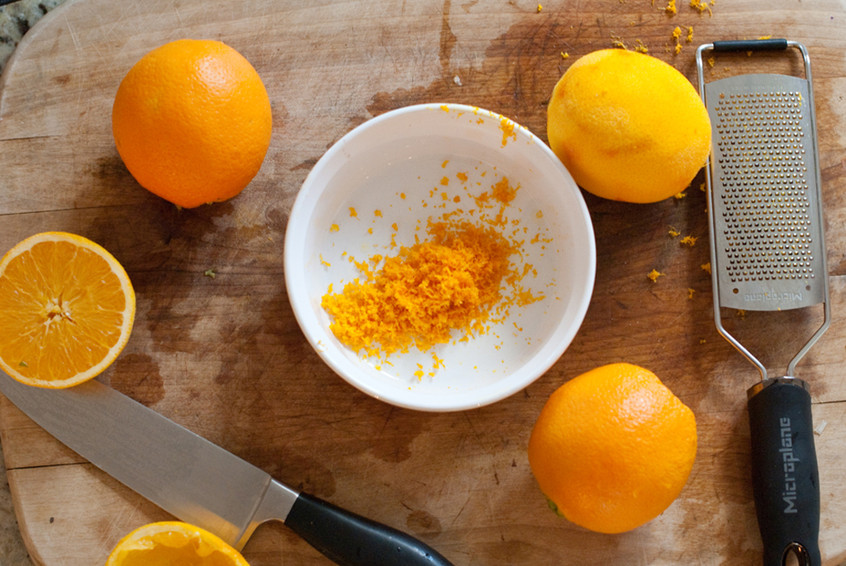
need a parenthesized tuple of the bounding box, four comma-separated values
(690, 0, 713, 15)
(499, 117, 517, 147)
(672, 26, 683, 54)
(701, 262, 711, 274)
(680, 235, 697, 247)
(648, 269, 665, 282)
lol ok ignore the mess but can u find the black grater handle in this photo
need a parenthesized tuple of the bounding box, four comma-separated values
(713, 38, 788, 52)
(747, 378, 820, 566)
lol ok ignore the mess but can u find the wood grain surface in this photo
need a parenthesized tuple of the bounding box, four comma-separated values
(1, 0, 846, 564)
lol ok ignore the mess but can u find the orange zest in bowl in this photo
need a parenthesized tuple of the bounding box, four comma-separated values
(321, 175, 545, 368)
(322, 220, 517, 357)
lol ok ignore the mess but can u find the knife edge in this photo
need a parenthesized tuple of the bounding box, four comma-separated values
(0, 373, 297, 548)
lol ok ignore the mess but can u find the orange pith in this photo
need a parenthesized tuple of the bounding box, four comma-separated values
(528, 362, 697, 533)
(111, 39, 272, 208)
(0, 232, 135, 389)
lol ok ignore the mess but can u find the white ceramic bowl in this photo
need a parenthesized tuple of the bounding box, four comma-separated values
(284, 103, 595, 411)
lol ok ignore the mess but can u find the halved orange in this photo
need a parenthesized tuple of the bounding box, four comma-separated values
(0, 232, 135, 389)
(106, 521, 250, 566)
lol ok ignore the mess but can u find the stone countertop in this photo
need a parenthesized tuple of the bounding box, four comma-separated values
(1, 2, 66, 564)
(0, 0, 64, 75)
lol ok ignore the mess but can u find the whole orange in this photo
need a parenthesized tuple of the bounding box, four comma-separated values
(112, 39, 272, 208)
(528, 363, 697, 533)
(547, 49, 711, 203)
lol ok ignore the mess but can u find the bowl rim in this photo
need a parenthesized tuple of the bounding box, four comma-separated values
(284, 102, 596, 411)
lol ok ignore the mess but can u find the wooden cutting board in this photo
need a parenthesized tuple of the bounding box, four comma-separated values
(2, 0, 846, 564)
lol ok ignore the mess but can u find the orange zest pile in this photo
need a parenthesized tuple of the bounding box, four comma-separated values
(322, 220, 516, 356)
(321, 174, 545, 364)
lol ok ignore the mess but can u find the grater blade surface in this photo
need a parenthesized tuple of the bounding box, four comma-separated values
(705, 73, 826, 311)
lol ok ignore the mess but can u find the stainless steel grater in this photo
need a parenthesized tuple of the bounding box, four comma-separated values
(696, 39, 830, 566)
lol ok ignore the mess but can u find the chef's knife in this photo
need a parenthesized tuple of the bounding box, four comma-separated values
(0, 372, 452, 565)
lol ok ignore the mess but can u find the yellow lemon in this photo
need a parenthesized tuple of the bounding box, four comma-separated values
(547, 49, 711, 203)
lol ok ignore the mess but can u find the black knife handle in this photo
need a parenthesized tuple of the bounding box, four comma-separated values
(747, 378, 820, 566)
(285, 492, 454, 566)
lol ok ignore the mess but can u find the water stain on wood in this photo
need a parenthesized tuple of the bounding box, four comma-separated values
(369, 408, 433, 464)
(109, 353, 166, 407)
(406, 508, 443, 535)
(53, 73, 71, 86)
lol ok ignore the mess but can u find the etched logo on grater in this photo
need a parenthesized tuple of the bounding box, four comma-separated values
(743, 290, 805, 304)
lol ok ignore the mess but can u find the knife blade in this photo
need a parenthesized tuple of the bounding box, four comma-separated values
(0, 372, 453, 566)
